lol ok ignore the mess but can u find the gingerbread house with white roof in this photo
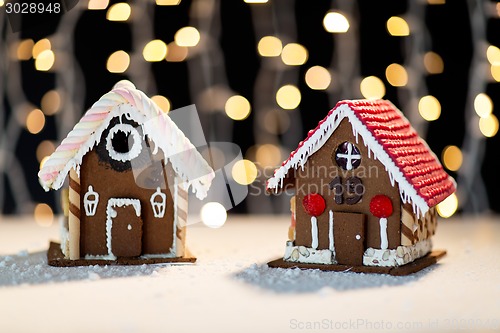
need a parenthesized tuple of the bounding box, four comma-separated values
(39, 80, 214, 266)
(267, 99, 456, 275)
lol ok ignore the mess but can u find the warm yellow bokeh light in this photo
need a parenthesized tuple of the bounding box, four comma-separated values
(441, 145, 463, 172)
(17, 39, 34, 60)
(424, 52, 444, 74)
(427, 0, 445, 4)
(257, 36, 282, 57)
(305, 66, 331, 90)
(156, 0, 181, 5)
(232, 159, 258, 185)
(385, 63, 408, 87)
(32, 39, 51, 59)
(474, 93, 493, 118)
(0, 1, 4, 6)
(34, 203, 54, 227)
(151, 95, 171, 113)
(166, 42, 188, 62)
(175, 27, 201, 47)
(225, 95, 251, 121)
(437, 193, 458, 218)
(142, 40, 168, 62)
(491, 65, 500, 82)
(200, 202, 227, 228)
(479, 114, 499, 138)
(323, 12, 350, 33)
(88, 0, 109, 10)
(36, 140, 56, 162)
(106, 50, 130, 73)
(26, 109, 45, 134)
(387, 16, 410, 36)
(41, 90, 62, 116)
(276, 85, 301, 110)
(418, 95, 441, 121)
(255, 144, 281, 169)
(360, 76, 385, 99)
(35, 50, 55, 71)
(106, 3, 131, 21)
(281, 43, 308, 66)
(487, 45, 500, 66)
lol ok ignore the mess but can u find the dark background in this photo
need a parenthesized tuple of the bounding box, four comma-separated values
(2, 0, 499, 216)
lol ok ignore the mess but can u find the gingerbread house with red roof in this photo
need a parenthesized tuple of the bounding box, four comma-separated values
(267, 99, 456, 275)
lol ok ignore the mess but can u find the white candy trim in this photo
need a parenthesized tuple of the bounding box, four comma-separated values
(284, 241, 337, 265)
(310, 216, 318, 249)
(379, 217, 388, 250)
(105, 123, 143, 162)
(267, 103, 430, 217)
(105, 198, 141, 258)
(363, 239, 432, 267)
(328, 210, 334, 252)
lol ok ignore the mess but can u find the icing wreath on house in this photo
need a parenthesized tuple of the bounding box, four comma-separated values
(267, 99, 455, 271)
(39, 80, 214, 264)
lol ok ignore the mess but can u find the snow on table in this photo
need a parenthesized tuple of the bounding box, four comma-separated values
(0, 214, 499, 333)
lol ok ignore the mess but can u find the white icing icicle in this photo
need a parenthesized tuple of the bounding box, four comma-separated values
(310, 216, 318, 250)
(328, 210, 334, 252)
(379, 217, 388, 250)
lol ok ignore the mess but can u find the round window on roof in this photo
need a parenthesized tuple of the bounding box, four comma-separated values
(334, 141, 361, 170)
(106, 123, 143, 162)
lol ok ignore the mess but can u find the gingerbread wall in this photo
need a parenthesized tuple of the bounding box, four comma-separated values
(294, 118, 402, 250)
(79, 149, 176, 256)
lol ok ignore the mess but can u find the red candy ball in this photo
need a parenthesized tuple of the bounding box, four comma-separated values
(369, 195, 393, 218)
(302, 193, 326, 217)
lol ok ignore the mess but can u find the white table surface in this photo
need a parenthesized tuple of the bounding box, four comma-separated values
(1, 214, 499, 333)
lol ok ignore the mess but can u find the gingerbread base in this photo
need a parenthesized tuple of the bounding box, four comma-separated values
(47, 242, 196, 267)
(267, 250, 446, 276)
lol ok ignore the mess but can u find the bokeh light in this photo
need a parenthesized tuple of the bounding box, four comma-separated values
(41, 90, 62, 116)
(175, 27, 201, 47)
(360, 76, 385, 99)
(34, 203, 54, 227)
(386, 16, 410, 36)
(474, 93, 493, 118)
(88, 0, 109, 10)
(276, 85, 301, 109)
(225, 95, 251, 121)
(255, 144, 282, 169)
(107, 50, 130, 73)
(385, 63, 408, 87)
(418, 95, 441, 121)
(424, 52, 444, 74)
(281, 43, 308, 66)
(437, 193, 458, 218)
(156, 0, 181, 5)
(491, 65, 500, 82)
(441, 145, 463, 172)
(32, 38, 51, 59)
(486, 45, 500, 65)
(26, 109, 45, 134)
(166, 42, 188, 62)
(257, 36, 282, 57)
(36, 140, 56, 162)
(106, 2, 131, 21)
(323, 12, 350, 33)
(142, 40, 168, 62)
(232, 159, 258, 185)
(305, 66, 331, 90)
(479, 114, 499, 138)
(200, 202, 227, 228)
(17, 39, 34, 60)
(151, 95, 171, 113)
(35, 50, 55, 71)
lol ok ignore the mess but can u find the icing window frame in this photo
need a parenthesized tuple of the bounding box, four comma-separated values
(105, 123, 143, 162)
(334, 141, 361, 170)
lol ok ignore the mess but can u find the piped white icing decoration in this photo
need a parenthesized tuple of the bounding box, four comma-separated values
(106, 198, 141, 257)
(379, 217, 388, 250)
(267, 103, 430, 218)
(150, 187, 166, 218)
(328, 210, 334, 252)
(83, 185, 99, 216)
(38, 80, 215, 200)
(310, 216, 318, 250)
(336, 142, 361, 170)
(105, 123, 143, 162)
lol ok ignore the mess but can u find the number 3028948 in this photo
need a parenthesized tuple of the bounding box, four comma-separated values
(5, 2, 61, 14)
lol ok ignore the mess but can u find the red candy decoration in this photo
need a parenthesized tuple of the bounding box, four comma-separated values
(302, 193, 326, 217)
(369, 195, 393, 218)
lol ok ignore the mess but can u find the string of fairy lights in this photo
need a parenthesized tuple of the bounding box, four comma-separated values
(0, 0, 499, 227)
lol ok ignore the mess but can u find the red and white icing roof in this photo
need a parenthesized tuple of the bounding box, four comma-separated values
(38, 80, 215, 200)
(267, 99, 456, 216)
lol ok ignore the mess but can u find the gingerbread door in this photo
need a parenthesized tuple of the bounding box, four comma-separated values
(107, 198, 143, 257)
(333, 211, 366, 266)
